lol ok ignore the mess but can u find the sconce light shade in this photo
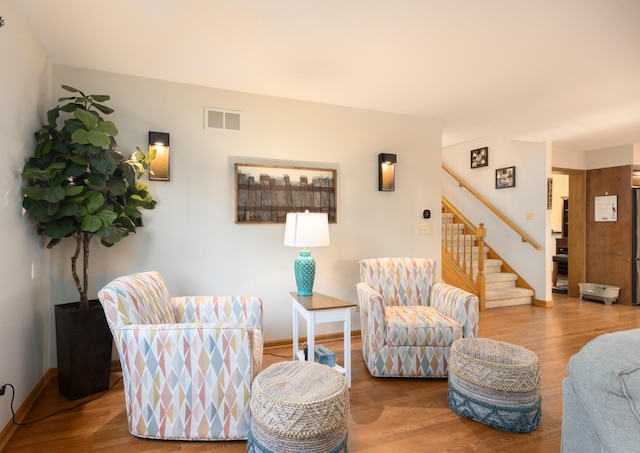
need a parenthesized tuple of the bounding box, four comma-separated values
(378, 153, 397, 191)
(149, 131, 170, 181)
(284, 210, 330, 296)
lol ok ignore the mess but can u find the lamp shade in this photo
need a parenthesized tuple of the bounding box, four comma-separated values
(284, 210, 330, 296)
(284, 211, 330, 248)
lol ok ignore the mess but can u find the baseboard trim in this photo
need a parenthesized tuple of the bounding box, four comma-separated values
(0, 368, 56, 451)
(264, 330, 361, 350)
(533, 298, 554, 307)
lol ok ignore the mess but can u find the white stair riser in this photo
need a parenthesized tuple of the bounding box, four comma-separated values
(486, 280, 517, 290)
(486, 297, 532, 308)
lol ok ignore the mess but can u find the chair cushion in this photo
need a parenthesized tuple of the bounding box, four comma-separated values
(385, 305, 463, 347)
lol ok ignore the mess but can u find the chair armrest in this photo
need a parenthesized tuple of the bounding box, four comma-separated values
(170, 296, 263, 331)
(356, 282, 387, 351)
(430, 282, 479, 338)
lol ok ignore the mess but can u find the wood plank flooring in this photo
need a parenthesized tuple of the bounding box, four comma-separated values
(4, 295, 640, 452)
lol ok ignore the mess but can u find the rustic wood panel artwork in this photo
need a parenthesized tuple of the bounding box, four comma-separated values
(235, 163, 337, 224)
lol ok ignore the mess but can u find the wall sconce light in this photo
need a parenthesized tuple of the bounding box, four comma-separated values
(149, 131, 170, 181)
(378, 153, 397, 191)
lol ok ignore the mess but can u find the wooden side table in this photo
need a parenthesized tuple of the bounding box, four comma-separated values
(290, 292, 357, 387)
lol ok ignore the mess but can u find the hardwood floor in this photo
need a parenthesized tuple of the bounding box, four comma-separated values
(4, 295, 640, 452)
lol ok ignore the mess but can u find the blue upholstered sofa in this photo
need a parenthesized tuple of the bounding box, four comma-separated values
(561, 328, 640, 452)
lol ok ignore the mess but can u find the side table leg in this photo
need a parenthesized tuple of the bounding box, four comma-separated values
(344, 308, 351, 387)
(292, 302, 298, 360)
(307, 312, 315, 363)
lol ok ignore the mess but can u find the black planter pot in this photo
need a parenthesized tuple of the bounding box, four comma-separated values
(54, 300, 113, 401)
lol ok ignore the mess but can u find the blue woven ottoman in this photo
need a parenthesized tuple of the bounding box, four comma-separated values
(447, 338, 542, 433)
(248, 361, 349, 453)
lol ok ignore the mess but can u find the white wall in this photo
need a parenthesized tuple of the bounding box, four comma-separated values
(586, 144, 634, 169)
(49, 65, 443, 352)
(0, 0, 51, 431)
(551, 147, 587, 169)
(442, 137, 550, 300)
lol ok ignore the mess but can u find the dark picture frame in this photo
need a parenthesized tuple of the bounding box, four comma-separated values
(495, 166, 516, 189)
(470, 147, 489, 169)
(235, 162, 337, 224)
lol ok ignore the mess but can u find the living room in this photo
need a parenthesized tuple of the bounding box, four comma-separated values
(2, 1, 640, 451)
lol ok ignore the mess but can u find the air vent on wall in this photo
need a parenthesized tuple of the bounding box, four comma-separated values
(204, 107, 242, 131)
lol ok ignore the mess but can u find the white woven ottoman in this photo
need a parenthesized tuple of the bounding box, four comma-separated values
(447, 338, 542, 433)
(248, 361, 349, 453)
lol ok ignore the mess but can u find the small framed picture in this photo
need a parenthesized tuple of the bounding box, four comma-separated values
(496, 166, 516, 189)
(470, 147, 489, 168)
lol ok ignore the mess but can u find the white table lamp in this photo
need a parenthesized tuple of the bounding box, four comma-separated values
(284, 210, 330, 296)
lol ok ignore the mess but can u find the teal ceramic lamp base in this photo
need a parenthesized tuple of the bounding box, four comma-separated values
(294, 249, 316, 296)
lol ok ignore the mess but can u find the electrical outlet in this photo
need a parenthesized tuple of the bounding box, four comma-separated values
(0, 384, 6, 396)
(418, 224, 432, 235)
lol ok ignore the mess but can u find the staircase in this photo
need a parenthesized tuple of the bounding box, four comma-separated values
(442, 212, 534, 309)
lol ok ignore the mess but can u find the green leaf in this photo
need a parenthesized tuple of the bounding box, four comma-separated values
(43, 219, 75, 239)
(96, 209, 118, 225)
(89, 94, 110, 102)
(71, 129, 89, 144)
(65, 162, 89, 177)
(117, 214, 137, 232)
(80, 215, 102, 232)
(60, 102, 80, 113)
(56, 202, 79, 217)
(93, 104, 114, 115)
(23, 198, 58, 219)
(107, 179, 127, 196)
(61, 85, 81, 94)
(35, 139, 53, 159)
(87, 129, 111, 147)
(97, 121, 118, 136)
(46, 238, 62, 249)
(63, 185, 84, 196)
(84, 192, 105, 214)
(90, 152, 117, 173)
(85, 172, 107, 190)
(22, 161, 65, 181)
(24, 186, 65, 203)
(74, 108, 99, 130)
(46, 108, 60, 127)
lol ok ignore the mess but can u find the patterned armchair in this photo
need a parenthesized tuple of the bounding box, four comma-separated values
(97, 271, 263, 441)
(356, 258, 479, 377)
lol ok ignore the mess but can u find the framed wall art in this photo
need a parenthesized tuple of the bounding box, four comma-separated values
(235, 163, 337, 224)
(495, 166, 516, 189)
(470, 147, 489, 169)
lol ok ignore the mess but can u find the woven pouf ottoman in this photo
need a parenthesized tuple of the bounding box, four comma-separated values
(447, 337, 542, 433)
(248, 360, 349, 453)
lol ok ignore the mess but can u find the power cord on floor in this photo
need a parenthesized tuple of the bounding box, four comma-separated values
(0, 376, 123, 426)
(264, 352, 291, 358)
(264, 342, 307, 359)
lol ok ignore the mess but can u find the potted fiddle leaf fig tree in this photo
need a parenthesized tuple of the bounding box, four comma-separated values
(22, 85, 157, 400)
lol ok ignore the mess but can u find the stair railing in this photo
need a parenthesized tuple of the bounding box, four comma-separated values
(442, 196, 486, 310)
(442, 163, 542, 251)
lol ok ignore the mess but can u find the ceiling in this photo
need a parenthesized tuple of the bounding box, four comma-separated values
(13, 0, 640, 152)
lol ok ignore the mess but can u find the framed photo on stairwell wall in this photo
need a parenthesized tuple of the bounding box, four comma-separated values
(495, 166, 516, 189)
(470, 147, 489, 168)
